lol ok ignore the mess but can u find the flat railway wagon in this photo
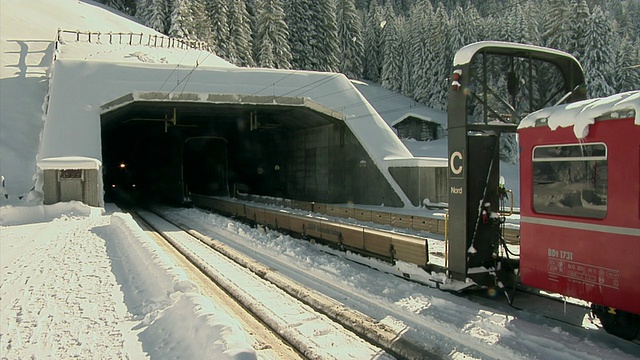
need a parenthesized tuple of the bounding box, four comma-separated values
(190, 194, 431, 269)
(518, 93, 640, 339)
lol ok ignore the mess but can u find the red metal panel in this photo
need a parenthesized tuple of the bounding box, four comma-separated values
(520, 222, 639, 314)
(519, 117, 640, 314)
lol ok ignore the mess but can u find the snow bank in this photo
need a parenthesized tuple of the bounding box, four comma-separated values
(0, 200, 102, 226)
(104, 212, 257, 359)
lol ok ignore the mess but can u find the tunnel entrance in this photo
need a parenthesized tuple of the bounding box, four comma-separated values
(100, 92, 403, 207)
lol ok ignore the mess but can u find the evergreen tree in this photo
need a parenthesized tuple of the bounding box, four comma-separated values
(612, 37, 640, 93)
(542, 0, 573, 53)
(570, 0, 590, 59)
(313, 0, 340, 72)
(169, 0, 195, 39)
(381, 16, 402, 92)
(377, 1, 396, 79)
(406, 1, 434, 101)
(362, 2, 383, 82)
(227, 0, 255, 67)
(426, 4, 449, 110)
(582, 5, 616, 97)
(136, 0, 169, 33)
(337, 0, 364, 79)
(500, 4, 531, 44)
(286, 0, 318, 70)
(399, 15, 413, 97)
(254, 0, 292, 69)
(286, 0, 339, 72)
(191, 0, 213, 44)
(206, 0, 230, 59)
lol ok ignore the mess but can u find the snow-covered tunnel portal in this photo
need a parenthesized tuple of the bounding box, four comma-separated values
(100, 93, 403, 206)
(39, 61, 417, 208)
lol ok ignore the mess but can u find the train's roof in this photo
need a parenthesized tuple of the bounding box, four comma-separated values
(518, 91, 640, 138)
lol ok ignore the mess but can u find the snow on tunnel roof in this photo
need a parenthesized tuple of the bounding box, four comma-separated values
(518, 90, 640, 138)
(40, 59, 412, 163)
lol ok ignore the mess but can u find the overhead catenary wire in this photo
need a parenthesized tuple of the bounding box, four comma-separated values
(155, 0, 533, 120)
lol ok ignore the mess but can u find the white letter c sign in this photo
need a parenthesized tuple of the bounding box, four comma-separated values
(450, 151, 463, 175)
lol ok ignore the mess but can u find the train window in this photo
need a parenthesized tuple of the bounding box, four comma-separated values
(532, 143, 607, 219)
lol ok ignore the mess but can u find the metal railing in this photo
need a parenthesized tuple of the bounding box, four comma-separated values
(56, 29, 212, 52)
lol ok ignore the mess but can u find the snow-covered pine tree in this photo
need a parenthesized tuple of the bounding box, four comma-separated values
(336, 0, 364, 79)
(206, 0, 230, 59)
(399, 15, 413, 97)
(612, 37, 640, 93)
(286, 0, 317, 70)
(376, 1, 396, 79)
(191, 0, 213, 44)
(380, 17, 402, 92)
(227, 0, 255, 67)
(407, 1, 433, 103)
(169, 0, 195, 39)
(500, 3, 530, 44)
(570, 0, 590, 60)
(254, 0, 292, 69)
(362, 2, 383, 82)
(286, 0, 339, 72)
(312, 0, 340, 72)
(426, 4, 449, 110)
(581, 5, 616, 98)
(542, 0, 573, 53)
(136, 0, 169, 34)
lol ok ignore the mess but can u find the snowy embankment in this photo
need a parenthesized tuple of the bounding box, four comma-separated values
(0, 203, 257, 359)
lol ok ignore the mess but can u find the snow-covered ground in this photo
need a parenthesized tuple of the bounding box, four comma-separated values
(3, 203, 640, 359)
(0, 203, 261, 359)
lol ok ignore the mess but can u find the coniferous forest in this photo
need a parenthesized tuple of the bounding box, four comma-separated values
(97, 0, 640, 111)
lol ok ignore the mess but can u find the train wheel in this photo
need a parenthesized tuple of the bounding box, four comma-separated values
(593, 305, 640, 340)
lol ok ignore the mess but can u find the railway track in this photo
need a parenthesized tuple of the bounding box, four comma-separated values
(130, 208, 438, 360)
(122, 205, 640, 359)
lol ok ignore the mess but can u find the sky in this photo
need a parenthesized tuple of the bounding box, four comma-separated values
(1, 0, 639, 359)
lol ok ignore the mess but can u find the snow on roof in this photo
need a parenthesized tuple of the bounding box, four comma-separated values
(518, 90, 640, 138)
(351, 80, 446, 127)
(40, 58, 412, 162)
(38, 156, 101, 170)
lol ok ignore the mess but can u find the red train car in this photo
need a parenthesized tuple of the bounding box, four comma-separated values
(518, 91, 640, 339)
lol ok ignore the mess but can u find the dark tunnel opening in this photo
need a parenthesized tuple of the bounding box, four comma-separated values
(99, 97, 403, 208)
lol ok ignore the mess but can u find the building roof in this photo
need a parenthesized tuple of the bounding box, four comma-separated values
(351, 80, 447, 128)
